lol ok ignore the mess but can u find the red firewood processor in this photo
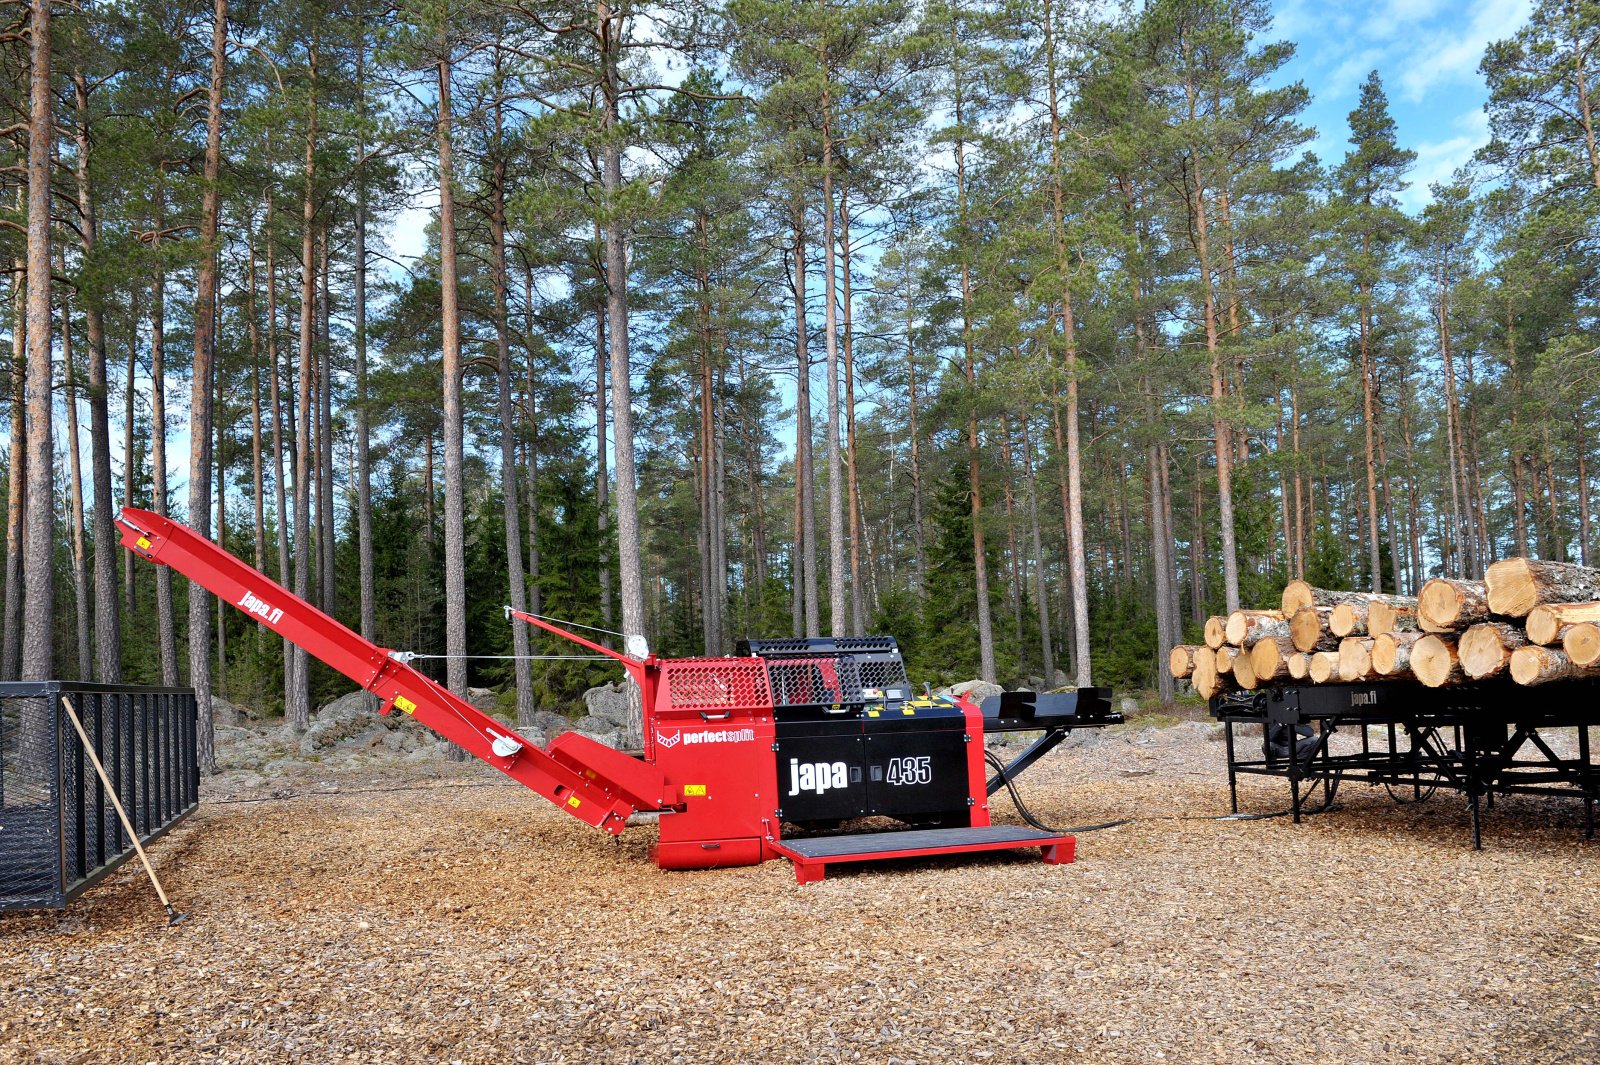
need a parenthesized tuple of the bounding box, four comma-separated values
(117, 507, 1121, 883)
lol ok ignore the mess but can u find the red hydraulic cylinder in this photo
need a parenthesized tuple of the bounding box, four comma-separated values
(117, 507, 664, 834)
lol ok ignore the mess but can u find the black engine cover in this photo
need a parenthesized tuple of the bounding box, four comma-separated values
(774, 704, 969, 824)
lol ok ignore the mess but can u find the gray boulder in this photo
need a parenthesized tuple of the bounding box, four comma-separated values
(528, 710, 570, 740)
(572, 714, 617, 736)
(468, 687, 498, 712)
(582, 682, 632, 726)
(943, 679, 1003, 703)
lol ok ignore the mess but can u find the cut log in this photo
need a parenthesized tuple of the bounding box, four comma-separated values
(1192, 649, 1237, 699)
(1484, 558, 1600, 618)
(1525, 601, 1600, 645)
(1281, 579, 1348, 615)
(1368, 599, 1418, 637)
(1249, 636, 1296, 684)
(1289, 606, 1337, 652)
(1306, 651, 1341, 684)
(1286, 652, 1311, 680)
(1372, 631, 1426, 676)
(1412, 634, 1466, 688)
(1225, 609, 1289, 647)
(1329, 594, 1416, 638)
(1338, 637, 1377, 681)
(1204, 615, 1228, 650)
(1168, 644, 1200, 679)
(1458, 622, 1529, 680)
(1232, 646, 1259, 689)
(1417, 578, 1491, 632)
(1562, 622, 1600, 668)
(1214, 645, 1235, 675)
(1509, 644, 1600, 686)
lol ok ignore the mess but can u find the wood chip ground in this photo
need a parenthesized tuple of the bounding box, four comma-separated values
(3, 722, 1596, 1064)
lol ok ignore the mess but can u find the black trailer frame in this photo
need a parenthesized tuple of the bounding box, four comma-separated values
(1211, 681, 1598, 848)
(0, 682, 198, 911)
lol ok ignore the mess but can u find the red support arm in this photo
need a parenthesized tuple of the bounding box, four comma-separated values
(117, 507, 663, 834)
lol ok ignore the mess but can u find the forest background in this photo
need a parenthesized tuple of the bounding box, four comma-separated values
(3, 0, 1596, 769)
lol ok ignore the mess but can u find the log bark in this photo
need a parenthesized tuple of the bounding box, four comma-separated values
(1509, 644, 1600, 686)
(1329, 594, 1416, 638)
(1307, 651, 1340, 684)
(1372, 631, 1425, 676)
(1289, 606, 1337, 652)
(1225, 609, 1288, 647)
(1459, 621, 1528, 680)
(1249, 636, 1295, 683)
(1417, 577, 1490, 632)
(1204, 615, 1227, 649)
(1485, 558, 1600, 617)
(1526, 601, 1600, 645)
(1168, 644, 1199, 679)
(1286, 652, 1310, 680)
(1368, 599, 1418, 637)
(1412, 634, 1467, 687)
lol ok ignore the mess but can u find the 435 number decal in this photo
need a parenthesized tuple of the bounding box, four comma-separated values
(884, 755, 932, 786)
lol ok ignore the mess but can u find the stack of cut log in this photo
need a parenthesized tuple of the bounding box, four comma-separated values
(1167, 559, 1600, 698)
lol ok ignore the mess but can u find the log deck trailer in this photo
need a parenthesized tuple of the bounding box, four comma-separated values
(117, 507, 1119, 883)
(1212, 682, 1598, 848)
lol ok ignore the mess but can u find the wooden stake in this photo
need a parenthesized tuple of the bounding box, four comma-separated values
(57, 696, 186, 925)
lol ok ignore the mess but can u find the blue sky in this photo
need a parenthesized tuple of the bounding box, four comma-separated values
(1269, 0, 1533, 210)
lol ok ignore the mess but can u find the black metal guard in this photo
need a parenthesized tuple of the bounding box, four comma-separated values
(0, 682, 198, 911)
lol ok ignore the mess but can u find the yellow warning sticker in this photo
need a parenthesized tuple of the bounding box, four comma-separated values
(136, 536, 152, 551)
(867, 709, 880, 718)
(567, 796, 582, 809)
(683, 784, 707, 797)
(902, 707, 916, 715)
(394, 695, 417, 715)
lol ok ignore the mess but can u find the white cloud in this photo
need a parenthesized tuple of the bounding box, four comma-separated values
(1394, 0, 1531, 102)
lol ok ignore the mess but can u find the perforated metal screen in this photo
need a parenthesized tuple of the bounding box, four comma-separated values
(660, 659, 773, 713)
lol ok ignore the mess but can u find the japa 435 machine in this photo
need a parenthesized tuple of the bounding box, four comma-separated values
(117, 507, 1119, 883)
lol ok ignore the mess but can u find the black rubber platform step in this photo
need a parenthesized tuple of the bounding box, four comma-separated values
(774, 825, 1074, 883)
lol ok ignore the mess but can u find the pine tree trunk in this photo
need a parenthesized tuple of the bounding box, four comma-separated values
(317, 227, 335, 613)
(72, 74, 122, 682)
(3, 261, 25, 682)
(265, 196, 293, 710)
(188, 0, 225, 773)
(1022, 412, 1055, 687)
(438, 49, 470, 760)
(594, 280, 611, 630)
(123, 301, 138, 615)
(598, 0, 646, 741)
(819, 81, 846, 639)
(19, 0, 54, 683)
(905, 282, 927, 596)
(489, 73, 533, 727)
(792, 201, 819, 634)
(354, 33, 375, 644)
(840, 192, 865, 635)
(62, 281, 93, 680)
(150, 188, 179, 687)
(289, 44, 318, 733)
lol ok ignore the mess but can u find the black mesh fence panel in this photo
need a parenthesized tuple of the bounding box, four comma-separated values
(0, 684, 197, 911)
(0, 695, 60, 909)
